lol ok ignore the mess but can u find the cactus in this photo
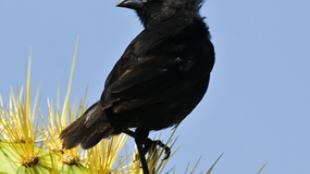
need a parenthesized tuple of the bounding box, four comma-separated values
(0, 45, 177, 174)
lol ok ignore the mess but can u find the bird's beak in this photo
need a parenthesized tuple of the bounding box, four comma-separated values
(117, 0, 144, 9)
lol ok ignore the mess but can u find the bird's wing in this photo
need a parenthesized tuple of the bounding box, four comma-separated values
(108, 54, 182, 97)
(106, 54, 186, 114)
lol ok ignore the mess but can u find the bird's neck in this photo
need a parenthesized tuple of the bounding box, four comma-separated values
(136, 9, 196, 29)
(136, 8, 164, 28)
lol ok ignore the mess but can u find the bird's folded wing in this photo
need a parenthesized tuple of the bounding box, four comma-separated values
(107, 55, 181, 99)
(105, 55, 183, 114)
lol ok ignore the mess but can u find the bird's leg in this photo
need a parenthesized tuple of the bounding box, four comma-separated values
(134, 128, 150, 174)
(122, 129, 171, 160)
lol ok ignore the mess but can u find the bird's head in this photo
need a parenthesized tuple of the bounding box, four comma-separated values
(117, 0, 204, 27)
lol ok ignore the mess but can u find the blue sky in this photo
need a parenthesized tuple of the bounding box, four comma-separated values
(0, 0, 309, 173)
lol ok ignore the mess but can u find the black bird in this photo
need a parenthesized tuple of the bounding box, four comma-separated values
(60, 0, 215, 173)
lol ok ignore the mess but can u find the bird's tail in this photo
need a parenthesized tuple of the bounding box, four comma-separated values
(60, 101, 117, 149)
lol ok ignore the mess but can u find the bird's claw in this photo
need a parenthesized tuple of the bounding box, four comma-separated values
(146, 139, 171, 160)
(162, 145, 171, 160)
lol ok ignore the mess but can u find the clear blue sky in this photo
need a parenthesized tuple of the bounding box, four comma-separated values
(1, 0, 309, 173)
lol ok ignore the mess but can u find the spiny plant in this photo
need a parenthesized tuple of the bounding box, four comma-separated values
(0, 40, 221, 174)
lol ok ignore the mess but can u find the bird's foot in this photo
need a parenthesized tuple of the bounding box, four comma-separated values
(122, 129, 171, 160)
(145, 139, 171, 160)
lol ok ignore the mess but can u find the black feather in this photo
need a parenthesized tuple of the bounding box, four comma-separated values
(60, 102, 117, 149)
